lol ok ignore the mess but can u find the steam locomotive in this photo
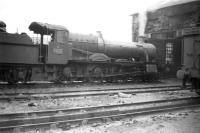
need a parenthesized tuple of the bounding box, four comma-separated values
(0, 21, 158, 84)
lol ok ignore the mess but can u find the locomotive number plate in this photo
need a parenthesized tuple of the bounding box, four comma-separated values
(53, 48, 63, 54)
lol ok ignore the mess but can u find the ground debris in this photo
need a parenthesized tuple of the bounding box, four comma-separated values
(91, 123, 102, 127)
(178, 112, 188, 116)
(28, 102, 37, 107)
(118, 92, 132, 98)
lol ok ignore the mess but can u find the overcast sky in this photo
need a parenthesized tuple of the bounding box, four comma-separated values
(0, 0, 186, 42)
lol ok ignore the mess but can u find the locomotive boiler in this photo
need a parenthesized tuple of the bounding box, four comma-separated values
(69, 33, 156, 61)
(0, 21, 158, 83)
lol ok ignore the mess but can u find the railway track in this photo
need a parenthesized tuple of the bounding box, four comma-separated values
(0, 85, 187, 95)
(0, 85, 191, 100)
(0, 96, 199, 132)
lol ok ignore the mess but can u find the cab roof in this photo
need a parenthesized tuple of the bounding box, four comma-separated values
(29, 22, 68, 35)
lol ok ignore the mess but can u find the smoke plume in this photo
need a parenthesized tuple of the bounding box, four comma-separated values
(138, 10, 147, 37)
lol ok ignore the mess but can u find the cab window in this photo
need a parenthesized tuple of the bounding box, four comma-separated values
(43, 35, 52, 45)
(56, 31, 68, 43)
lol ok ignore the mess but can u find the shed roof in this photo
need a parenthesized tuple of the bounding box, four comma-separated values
(147, 0, 199, 11)
(29, 22, 68, 35)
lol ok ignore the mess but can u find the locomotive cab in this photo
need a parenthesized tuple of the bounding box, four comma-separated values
(29, 22, 71, 64)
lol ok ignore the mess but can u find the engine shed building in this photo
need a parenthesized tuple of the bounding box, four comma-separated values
(131, 0, 200, 77)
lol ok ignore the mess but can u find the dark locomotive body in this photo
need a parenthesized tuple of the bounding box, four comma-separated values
(0, 22, 158, 83)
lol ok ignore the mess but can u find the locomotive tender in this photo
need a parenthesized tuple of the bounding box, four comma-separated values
(0, 21, 158, 83)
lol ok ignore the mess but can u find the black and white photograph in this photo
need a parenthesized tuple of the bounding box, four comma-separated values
(0, 0, 200, 132)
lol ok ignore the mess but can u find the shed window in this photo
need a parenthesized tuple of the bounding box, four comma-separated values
(165, 42, 173, 64)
